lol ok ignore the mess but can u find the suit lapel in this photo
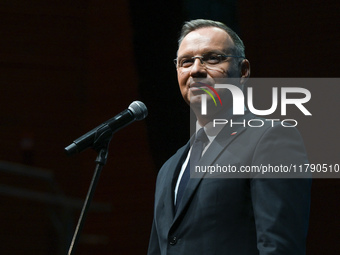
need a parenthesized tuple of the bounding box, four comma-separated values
(173, 112, 254, 219)
(155, 142, 190, 227)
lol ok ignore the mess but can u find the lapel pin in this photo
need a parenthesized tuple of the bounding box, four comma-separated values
(231, 132, 237, 136)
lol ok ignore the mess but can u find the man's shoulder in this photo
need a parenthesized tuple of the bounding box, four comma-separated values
(215, 113, 306, 157)
(236, 113, 303, 138)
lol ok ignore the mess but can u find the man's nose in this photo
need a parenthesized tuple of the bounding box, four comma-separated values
(190, 58, 207, 78)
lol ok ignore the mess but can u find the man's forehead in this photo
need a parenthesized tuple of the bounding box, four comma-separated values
(178, 27, 234, 55)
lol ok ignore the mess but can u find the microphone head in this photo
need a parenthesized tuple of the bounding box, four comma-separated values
(128, 101, 148, 120)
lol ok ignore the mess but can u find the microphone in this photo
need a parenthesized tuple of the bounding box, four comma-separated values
(64, 101, 148, 156)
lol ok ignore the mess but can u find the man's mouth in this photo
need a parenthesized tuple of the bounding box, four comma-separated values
(189, 82, 211, 92)
(190, 81, 208, 87)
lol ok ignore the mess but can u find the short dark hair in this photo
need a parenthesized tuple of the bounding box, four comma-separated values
(178, 19, 245, 58)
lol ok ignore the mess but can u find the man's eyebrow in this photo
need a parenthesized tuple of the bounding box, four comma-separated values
(204, 50, 227, 55)
(177, 50, 228, 58)
(177, 54, 192, 59)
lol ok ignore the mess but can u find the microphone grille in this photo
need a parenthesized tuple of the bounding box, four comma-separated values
(128, 101, 148, 120)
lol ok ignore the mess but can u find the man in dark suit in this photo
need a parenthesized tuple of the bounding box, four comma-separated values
(148, 19, 311, 255)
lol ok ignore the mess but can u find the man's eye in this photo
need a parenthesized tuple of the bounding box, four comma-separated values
(205, 54, 220, 64)
(181, 59, 194, 67)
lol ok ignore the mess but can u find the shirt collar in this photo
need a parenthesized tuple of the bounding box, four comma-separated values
(195, 107, 234, 143)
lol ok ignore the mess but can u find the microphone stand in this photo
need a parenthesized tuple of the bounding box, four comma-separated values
(67, 131, 113, 255)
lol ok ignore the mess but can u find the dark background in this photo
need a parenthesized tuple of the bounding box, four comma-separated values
(0, 0, 339, 254)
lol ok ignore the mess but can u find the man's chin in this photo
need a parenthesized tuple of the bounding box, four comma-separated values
(189, 94, 202, 107)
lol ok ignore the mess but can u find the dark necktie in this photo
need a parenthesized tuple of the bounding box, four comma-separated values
(175, 128, 208, 211)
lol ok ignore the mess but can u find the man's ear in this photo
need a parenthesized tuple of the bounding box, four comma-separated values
(240, 59, 250, 85)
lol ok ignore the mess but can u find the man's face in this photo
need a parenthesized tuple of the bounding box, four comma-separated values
(176, 27, 245, 118)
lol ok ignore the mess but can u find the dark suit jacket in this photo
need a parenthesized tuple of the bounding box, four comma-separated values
(148, 113, 311, 255)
